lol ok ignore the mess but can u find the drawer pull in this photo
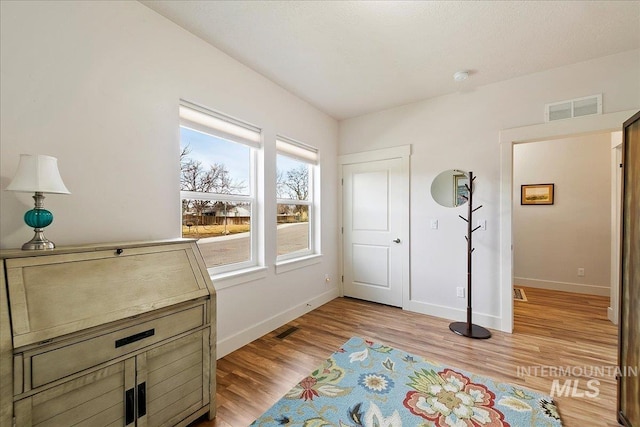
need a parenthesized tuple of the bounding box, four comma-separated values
(115, 329, 155, 348)
(125, 387, 135, 424)
(138, 382, 147, 417)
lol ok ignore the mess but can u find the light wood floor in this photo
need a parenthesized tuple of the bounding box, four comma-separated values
(195, 287, 619, 427)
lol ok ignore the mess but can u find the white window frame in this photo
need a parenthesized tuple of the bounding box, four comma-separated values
(179, 100, 261, 276)
(276, 135, 319, 263)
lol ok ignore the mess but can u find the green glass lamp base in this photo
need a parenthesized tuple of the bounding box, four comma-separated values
(20, 195, 57, 250)
(24, 207, 53, 228)
(22, 229, 55, 250)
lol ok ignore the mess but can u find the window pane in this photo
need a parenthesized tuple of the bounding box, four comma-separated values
(277, 155, 309, 201)
(181, 126, 250, 196)
(182, 199, 251, 268)
(277, 203, 309, 256)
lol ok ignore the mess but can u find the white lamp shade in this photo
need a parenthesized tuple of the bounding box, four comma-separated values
(6, 154, 71, 194)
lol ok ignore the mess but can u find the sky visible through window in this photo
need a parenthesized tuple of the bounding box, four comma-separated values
(180, 127, 301, 186)
(277, 154, 300, 175)
(181, 126, 250, 187)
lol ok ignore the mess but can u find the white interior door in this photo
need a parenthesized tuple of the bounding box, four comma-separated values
(342, 158, 405, 307)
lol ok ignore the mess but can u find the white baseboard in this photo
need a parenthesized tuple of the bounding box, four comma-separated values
(514, 277, 610, 296)
(217, 289, 339, 358)
(607, 307, 618, 325)
(404, 299, 504, 332)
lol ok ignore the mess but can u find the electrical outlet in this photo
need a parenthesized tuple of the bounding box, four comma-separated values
(456, 287, 465, 298)
(578, 268, 585, 277)
(430, 219, 438, 230)
(477, 219, 486, 230)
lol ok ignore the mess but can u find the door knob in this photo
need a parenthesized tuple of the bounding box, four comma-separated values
(393, 238, 401, 243)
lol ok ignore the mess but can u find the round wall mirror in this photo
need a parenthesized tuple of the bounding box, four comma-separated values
(431, 169, 470, 208)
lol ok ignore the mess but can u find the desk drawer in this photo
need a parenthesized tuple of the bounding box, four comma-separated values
(30, 304, 205, 389)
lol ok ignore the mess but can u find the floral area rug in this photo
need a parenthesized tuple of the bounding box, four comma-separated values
(251, 337, 563, 427)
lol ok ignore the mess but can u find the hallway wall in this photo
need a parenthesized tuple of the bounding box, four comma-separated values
(513, 133, 612, 295)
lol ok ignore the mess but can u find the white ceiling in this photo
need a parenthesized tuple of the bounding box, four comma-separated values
(141, 1, 640, 120)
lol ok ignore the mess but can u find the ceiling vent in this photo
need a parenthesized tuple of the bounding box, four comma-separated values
(545, 94, 602, 122)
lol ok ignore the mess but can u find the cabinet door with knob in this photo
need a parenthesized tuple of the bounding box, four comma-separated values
(141, 330, 210, 427)
(14, 361, 130, 427)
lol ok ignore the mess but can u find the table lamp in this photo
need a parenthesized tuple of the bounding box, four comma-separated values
(6, 154, 71, 250)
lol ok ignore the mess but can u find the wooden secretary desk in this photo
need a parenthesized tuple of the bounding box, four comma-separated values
(0, 239, 216, 427)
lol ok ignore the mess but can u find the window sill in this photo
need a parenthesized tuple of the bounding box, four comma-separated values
(275, 253, 323, 274)
(211, 266, 268, 290)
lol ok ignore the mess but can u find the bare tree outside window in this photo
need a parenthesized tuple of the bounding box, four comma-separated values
(278, 164, 308, 201)
(181, 144, 247, 237)
(180, 145, 245, 195)
(180, 136, 253, 268)
(179, 105, 259, 272)
(277, 156, 312, 257)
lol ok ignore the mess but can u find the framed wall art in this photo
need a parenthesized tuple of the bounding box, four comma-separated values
(521, 183, 554, 205)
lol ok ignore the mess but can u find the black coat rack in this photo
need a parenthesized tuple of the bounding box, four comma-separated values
(449, 171, 492, 339)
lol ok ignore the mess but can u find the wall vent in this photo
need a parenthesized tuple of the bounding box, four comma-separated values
(545, 94, 602, 122)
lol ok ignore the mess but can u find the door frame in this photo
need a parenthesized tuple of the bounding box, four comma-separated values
(339, 145, 411, 308)
(610, 131, 623, 325)
(499, 110, 636, 333)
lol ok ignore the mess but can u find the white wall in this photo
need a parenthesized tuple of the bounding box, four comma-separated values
(513, 133, 611, 295)
(0, 1, 339, 357)
(339, 49, 640, 330)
